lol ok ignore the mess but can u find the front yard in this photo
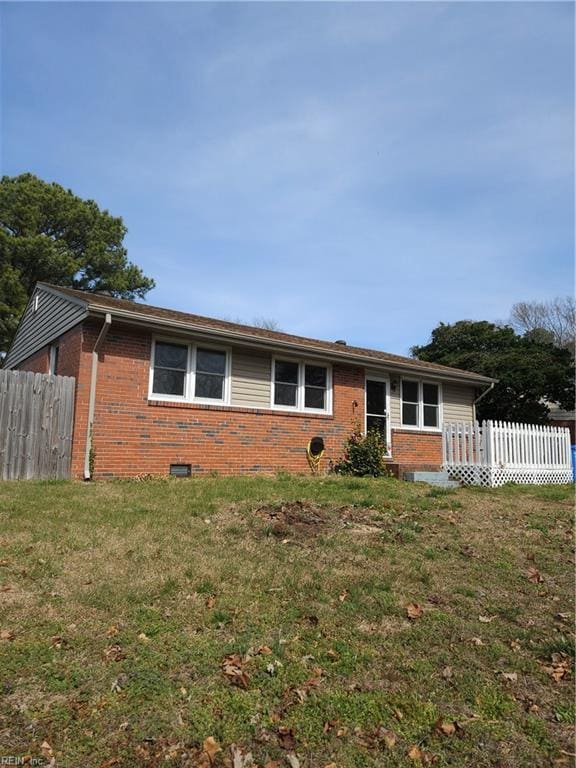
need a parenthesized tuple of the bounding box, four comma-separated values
(0, 476, 573, 767)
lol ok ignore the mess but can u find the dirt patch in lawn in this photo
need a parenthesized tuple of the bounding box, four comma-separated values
(254, 500, 384, 539)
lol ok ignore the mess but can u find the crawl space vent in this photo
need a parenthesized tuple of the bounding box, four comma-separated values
(170, 463, 191, 478)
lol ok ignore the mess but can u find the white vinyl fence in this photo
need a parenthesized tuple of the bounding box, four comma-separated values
(443, 420, 572, 487)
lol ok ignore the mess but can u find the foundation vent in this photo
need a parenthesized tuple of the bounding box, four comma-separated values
(170, 463, 191, 478)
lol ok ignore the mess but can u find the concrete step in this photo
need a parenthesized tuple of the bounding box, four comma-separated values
(403, 471, 460, 489)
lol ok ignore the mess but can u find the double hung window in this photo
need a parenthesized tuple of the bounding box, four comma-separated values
(150, 339, 229, 403)
(272, 359, 331, 413)
(401, 379, 441, 429)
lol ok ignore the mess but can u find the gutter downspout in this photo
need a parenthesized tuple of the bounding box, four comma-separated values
(472, 381, 495, 422)
(84, 313, 112, 479)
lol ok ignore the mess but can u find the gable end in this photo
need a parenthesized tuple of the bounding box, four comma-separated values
(3, 286, 88, 369)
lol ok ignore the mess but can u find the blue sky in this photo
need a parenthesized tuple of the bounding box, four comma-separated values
(1, 2, 573, 355)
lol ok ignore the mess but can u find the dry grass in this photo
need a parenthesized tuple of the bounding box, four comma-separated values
(0, 475, 574, 767)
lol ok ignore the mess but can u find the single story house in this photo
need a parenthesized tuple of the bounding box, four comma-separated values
(3, 283, 495, 479)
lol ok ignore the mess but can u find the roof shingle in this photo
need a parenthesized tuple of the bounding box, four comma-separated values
(41, 283, 494, 384)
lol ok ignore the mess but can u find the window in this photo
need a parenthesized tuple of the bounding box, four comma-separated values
(274, 361, 299, 407)
(150, 339, 229, 403)
(195, 348, 226, 400)
(305, 365, 327, 410)
(272, 359, 331, 412)
(401, 380, 419, 426)
(49, 345, 59, 376)
(423, 383, 439, 428)
(401, 379, 441, 429)
(153, 341, 188, 397)
(366, 378, 387, 439)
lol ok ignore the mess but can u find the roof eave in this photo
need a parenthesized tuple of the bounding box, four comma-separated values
(85, 305, 495, 386)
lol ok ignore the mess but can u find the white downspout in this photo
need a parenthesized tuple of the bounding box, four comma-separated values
(84, 313, 112, 479)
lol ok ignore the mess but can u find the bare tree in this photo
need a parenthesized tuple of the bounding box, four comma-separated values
(253, 316, 282, 331)
(509, 297, 575, 350)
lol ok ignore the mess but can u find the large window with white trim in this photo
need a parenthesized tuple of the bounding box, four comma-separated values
(272, 359, 331, 412)
(149, 339, 230, 403)
(401, 379, 441, 429)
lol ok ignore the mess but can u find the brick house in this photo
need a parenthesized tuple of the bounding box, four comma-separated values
(3, 283, 495, 479)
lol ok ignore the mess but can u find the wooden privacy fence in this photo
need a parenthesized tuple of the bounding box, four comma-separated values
(0, 370, 75, 480)
(443, 420, 573, 487)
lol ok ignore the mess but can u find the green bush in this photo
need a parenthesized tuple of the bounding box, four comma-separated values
(331, 425, 387, 477)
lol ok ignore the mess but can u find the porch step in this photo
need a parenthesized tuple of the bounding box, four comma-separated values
(403, 471, 460, 489)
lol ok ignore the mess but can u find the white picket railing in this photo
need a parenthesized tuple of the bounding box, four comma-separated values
(443, 420, 573, 487)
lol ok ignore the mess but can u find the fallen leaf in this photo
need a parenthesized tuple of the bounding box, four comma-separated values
(501, 672, 518, 683)
(103, 645, 125, 662)
(231, 745, 256, 768)
(406, 603, 424, 620)
(542, 653, 571, 682)
(286, 754, 300, 768)
(222, 654, 250, 689)
(205, 595, 216, 609)
(470, 637, 484, 646)
(407, 745, 422, 761)
(40, 740, 57, 767)
(510, 639, 521, 652)
(41, 741, 54, 759)
(555, 613, 570, 622)
(277, 726, 296, 751)
(441, 666, 453, 679)
(338, 591, 348, 603)
(479, 615, 496, 623)
(394, 709, 404, 721)
(0, 629, 14, 641)
(527, 567, 543, 583)
(97, 759, 121, 768)
(0, 584, 12, 592)
(380, 728, 397, 749)
(106, 625, 119, 637)
(327, 648, 339, 660)
(257, 644, 273, 655)
(203, 736, 221, 762)
(138, 632, 150, 642)
(435, 718, 456, 736)
(51, 635, 67, 648)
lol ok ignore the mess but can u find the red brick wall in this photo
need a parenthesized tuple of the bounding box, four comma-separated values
(86, 322, 366, 478)
(18, 346, 50, 374)
(15, 320, 446, 478)
(389, 429, 442, 467)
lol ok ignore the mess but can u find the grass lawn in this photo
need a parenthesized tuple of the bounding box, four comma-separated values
(0, 475, 573, 767)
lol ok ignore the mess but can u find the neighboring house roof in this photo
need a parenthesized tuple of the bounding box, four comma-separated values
(6, 282, 496, 385)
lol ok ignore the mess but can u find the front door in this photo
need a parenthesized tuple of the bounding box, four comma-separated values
(366, 378, 389, 453)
